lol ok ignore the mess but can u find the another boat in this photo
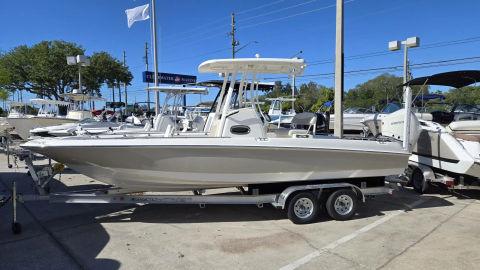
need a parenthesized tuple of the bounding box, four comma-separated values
(381, 71, 480, 187)
(327, 107, 376, 133)
(0, 101, 27, 135)
(29, 91, 110, 137)
(266, 97, 296, 127)
(363, 102, 433, 137)
(7, 99, 76, 140)
(34, 118, 125, 137)
(23, 58, 412, 192)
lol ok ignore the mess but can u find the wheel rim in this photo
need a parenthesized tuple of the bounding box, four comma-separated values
(293, 197, 314, 219)
(334, 195, 353, 216)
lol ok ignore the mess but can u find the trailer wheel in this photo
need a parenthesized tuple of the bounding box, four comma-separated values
(326, 189, 357, 221)
(412, 168, 428, 194)
(287, 192, 319, 224)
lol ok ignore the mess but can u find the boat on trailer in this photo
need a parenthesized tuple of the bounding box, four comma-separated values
(397, 70, 480, 193)
(7, 99, 75, 140)
(23, 57, 412, 193)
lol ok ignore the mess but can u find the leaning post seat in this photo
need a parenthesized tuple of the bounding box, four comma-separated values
(288, 112, 317, 137)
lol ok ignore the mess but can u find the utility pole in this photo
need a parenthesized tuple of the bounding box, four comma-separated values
(334, 0, 344, 138)
(230, 12, 239, 59)
(145, 42, 151, 112)
(123, 50, 128, 114)
(118, 82, 122, 114)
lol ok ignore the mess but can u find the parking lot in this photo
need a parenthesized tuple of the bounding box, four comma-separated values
(0, 154, 479, 270)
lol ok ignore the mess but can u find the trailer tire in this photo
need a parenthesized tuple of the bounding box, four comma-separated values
(12, 222, 21, 234)
(326, 189, 357, 221)
(287, 192, 319, 224)
(412, 168, 428, 194)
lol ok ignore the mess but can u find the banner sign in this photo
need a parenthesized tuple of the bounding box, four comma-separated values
(142, 71, 197, 84)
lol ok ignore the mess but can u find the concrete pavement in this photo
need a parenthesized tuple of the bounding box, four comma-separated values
(0, 154, 479, 270)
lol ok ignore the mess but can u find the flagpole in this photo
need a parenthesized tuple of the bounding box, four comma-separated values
(151, 0, 160, 115)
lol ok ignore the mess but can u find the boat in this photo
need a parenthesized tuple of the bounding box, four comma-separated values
(266, 97, 296, 127)
(37, 118, 126, 137)
(29, 92, 112, 137)
(103, 84, 209, 135)
(0, 101, 27, 136)
(380, 70, 480, 190)
(363, 102, 433, 137)
(327, 107, 376, 133)
(22, 58, 413, 192)
(374, 70, 480, 193)
(7, 99, 77, 140)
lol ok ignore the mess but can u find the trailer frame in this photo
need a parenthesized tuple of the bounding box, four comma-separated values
(0, 153, 396, 233)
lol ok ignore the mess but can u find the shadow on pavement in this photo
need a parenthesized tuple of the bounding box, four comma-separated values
(0, 172, 122, 270)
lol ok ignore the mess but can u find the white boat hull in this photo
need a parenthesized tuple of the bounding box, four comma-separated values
(7, 117, 77, 140)
(23, 136, 409, 192)
(329, 113, 370, 132)
(410, 121, 480, 178)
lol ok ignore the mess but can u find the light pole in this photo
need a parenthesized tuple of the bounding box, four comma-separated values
(388, 36, 420, 150)
(388, 37, 420, 83)
(290, 50, 303, 114)
(66, 55, 90, 93)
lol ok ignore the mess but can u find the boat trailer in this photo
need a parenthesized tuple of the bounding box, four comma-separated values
(0, 152, 395, 233)
(404, 161, 480, 194)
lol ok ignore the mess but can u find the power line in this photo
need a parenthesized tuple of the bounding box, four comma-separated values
(308, 35, 480, 66)
(161, 47, 230, 64)
(236, 0, 287, 15)
(263, 55, 480, 80)
(238, 0, 356, 30)
(162, 0, 286, 40)
(164, 0, 345, 49)
(237, 0, 318, 24)
(163, 0, 290, 47)
(124, 56, 480, 101)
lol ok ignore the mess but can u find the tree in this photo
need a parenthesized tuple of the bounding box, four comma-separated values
(345, 73, 428, 111)
(83, 51, 132, 103)
(0, 88, 8, 114)
(261, 81, 333, 113)
(444, 86, 480, 105)
(0, 41, 132, 100)
(311, 86, 334, 112)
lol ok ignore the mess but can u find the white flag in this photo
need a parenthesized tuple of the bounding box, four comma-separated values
(125, 4, 150, 28)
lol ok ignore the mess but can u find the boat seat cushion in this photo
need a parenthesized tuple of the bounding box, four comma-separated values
(448, 120, 480, 133)
(453, 133, 480, 142)
(267, 127, 290, 138)
(288, 129, 309, 137)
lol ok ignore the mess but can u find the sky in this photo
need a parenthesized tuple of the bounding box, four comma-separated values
(1, 0, 480, 105)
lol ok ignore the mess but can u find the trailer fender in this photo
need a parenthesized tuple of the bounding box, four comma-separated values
(274, 183, 364, 209)
(409, 161, 436, 181)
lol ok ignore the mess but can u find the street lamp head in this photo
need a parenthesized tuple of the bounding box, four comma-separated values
(67, 55, 90, 66)
(81, 58, 91, 67)
(388, 40, 401, 51)
(66, 56, 77, 65)
(405, 37, 420, 48)
(76, 55, 88, 64)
